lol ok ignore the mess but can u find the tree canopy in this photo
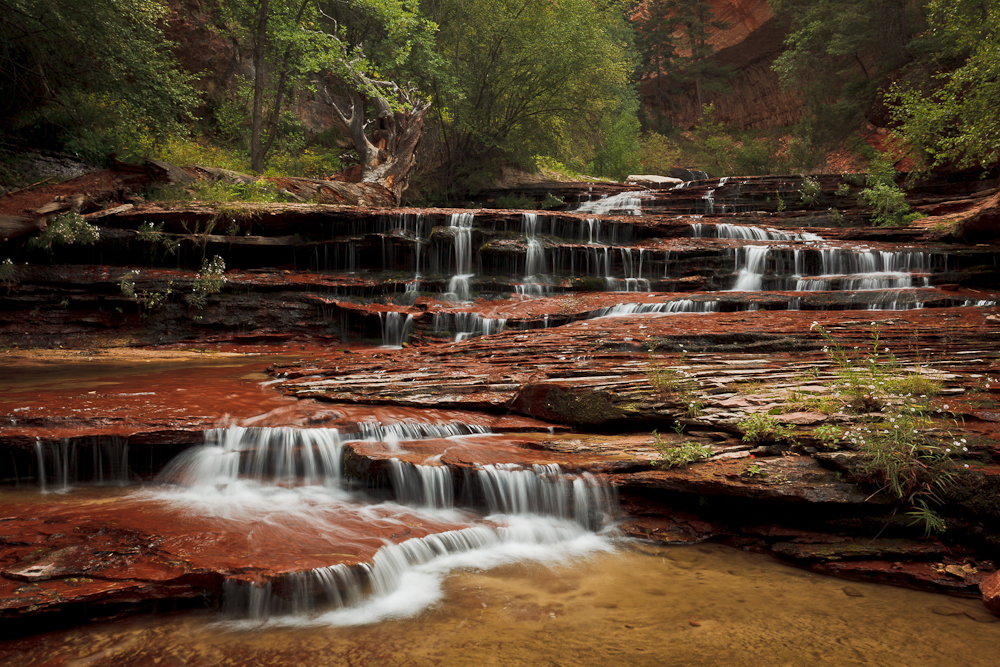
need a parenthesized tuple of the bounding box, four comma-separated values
(887, 0, 1000, 171)
(0, 0, 198, 159)
(423, 0, 638, 181)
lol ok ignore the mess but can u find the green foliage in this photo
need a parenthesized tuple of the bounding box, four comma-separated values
(646, 349, 704, 417)
(811, 320, 960, 534)
(858, 153, 925, 227)
(29, 213, 99, 250)
(633, 0, 733, 123)
(651, 431, 713, 468)
(427, 0, 637, 179)
(0, 0, 198, 161)
(771, 0, 925, 153)
(639, 132, 682, 175)
(588, 100, 642, 181)
(688, 106, 791, 176)
(887, 0, 1000, 171)
(540, 193, 565, 210)
(0, 258, 19, 289)
(493, 194, 536, 210)
(119, 270, 172, 319)
(185, 255, 227, 310)
(738, 413, 795, 444)
(799, 176, 821, 207)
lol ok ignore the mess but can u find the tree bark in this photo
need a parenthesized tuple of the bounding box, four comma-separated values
(328, 80, 430, 205)
(250, 0, 270, 174)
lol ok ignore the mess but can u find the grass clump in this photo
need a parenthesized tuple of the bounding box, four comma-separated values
(651, 430, 713, 468)
(810, 320, 960, 535)
(738, 413, 795, 443)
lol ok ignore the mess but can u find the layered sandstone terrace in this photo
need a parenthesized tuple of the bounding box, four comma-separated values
(1, 170, 999, 629)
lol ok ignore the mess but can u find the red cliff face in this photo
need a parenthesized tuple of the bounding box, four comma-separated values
(639, 0, 803, 130)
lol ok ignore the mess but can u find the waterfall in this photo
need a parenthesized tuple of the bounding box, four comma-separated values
(732, 246, 769, 291)
(380, 312, 414, 347)
(692, 223, 824, 242)
(432, 312, 508, 342)
(32, 437, 129, 491)
(573, 191, 644, 215)
(589, 300, 719, 318)
(390, 460, 454, 509)
(444, 212, 476, 301)
(474, 463, 616, 530)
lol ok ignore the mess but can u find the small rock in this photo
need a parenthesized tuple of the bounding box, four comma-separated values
(842, 586, 864, 597)
(980, 570, 1000, 615)
(689, 619, 701, 627)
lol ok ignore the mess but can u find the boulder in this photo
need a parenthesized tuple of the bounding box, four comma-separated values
(982, 570, 1000, 615)
(626, 174, 683, 188)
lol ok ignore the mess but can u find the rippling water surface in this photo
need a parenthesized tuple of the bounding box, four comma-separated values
(2, 541, 997, 667)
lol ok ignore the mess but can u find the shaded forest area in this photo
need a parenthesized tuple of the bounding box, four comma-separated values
(0, 0, 997, 203)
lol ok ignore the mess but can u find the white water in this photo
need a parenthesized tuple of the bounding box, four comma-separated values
(444, 212, 476, 301)
(573, 191, 645, 215)
(432, 312, 508, 341)
(589, 300, 720, 318)
(33, 437, 130, 493)
(380, 311, 414, 347)
(148, 425, 618, 625)
(692, 222, 823, 242)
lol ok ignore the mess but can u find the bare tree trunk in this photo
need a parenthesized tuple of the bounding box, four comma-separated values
(250, 0, 270, 174)
(328, 80, 430, 205)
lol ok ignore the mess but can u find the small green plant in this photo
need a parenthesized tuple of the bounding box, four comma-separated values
(775, 192, 786, 212)
(826, 208, 844, 224)
(835, 182, 851, 197)
(799, 176, 821, 207)
(136, 221, 179, 258)
(813, 424, 844, 448)
(647, 349, 704, 416)
(494, 194, 536, 210)
(0, 258, 20, 289)
(859, 153, 926, 228)
(743, 460, 768, 478)
(29, 213, 100, 250)
(185, 255, 227, 310)
(739, 413, 795, 443)
(540, 193, 565, 210)
(120, 270, 173, 319)
(811, 320, 959, 534)
(652, 431, 713, 468)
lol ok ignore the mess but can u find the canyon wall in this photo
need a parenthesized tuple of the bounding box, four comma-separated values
(640, 0, 804, 130)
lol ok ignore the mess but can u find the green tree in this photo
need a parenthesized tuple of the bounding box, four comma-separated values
(633, 0, 732, 125)
(0, 0, 198, 160)
(887, 0, 1000, 171)
(424, 0, 637, 182)
(217, 0, 434, 198)
(771, 0, 927, 152)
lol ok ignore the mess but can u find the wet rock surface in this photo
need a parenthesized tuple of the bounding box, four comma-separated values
(1, 174, 1000, 625)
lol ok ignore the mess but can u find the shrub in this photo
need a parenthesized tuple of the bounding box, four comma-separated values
(651, 431, 713, 468)
(29, 213, 100, 250)
(811, 320, 959, 534)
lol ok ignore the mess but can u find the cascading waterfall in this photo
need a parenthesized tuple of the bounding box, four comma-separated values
(32, 437, 130, 492)
(573, 191, 644, 215)
(155, 425, 619, 624)
(380, 311, 414, 347)
(692, 222, 823, 242)
(390, 460, 454, 509)
(589, 300, 720, 318)
(444, 212, 476, 301)
(432, 312, 508, 342)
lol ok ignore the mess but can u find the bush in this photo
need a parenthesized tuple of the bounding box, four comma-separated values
(810, 321, 959, 534)
(651, 431, 713, 468)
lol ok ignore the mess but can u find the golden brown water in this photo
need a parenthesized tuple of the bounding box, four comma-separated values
(2, 542, 996, 667)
